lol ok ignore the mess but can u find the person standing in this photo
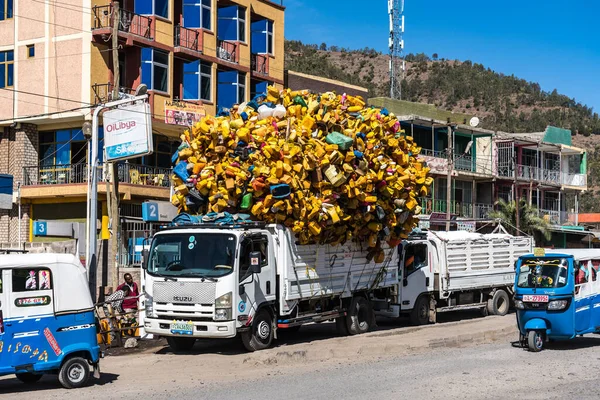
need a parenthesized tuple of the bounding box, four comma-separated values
(117, 273, 140, 312)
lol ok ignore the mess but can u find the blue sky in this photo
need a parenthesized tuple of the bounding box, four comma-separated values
(284, 0, 599, 113)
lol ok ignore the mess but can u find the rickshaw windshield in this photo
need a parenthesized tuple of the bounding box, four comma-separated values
(517, 258, 569, 288)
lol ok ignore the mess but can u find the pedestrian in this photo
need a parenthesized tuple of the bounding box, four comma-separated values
(102, 285, 131, 343)
(117, 273, 140, 312)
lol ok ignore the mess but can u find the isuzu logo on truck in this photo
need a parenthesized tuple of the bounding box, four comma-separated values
(173, 296, 192, 302)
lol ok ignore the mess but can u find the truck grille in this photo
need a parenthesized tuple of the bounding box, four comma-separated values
(153, 281, 216, 304)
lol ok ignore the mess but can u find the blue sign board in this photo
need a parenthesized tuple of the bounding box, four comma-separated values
(34, 221, 48, 236)
(142, 201, 178, 223)
(0, 174, 13, 210)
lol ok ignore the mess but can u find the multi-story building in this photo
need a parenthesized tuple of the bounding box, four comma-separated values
(0, 0, 284, 282)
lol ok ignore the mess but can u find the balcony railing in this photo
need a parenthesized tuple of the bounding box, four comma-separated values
(175, 25, 202, 53)
(419, 148, 447, 159)
(92, 5, 153, 40)
(419, 198, 494, 219)
(562, 173, 587, 187)
(92, 83, 136, 104)
(251, 54, 269, 75)
(217, 40, 238, 63)
(23, 164, 171, 188)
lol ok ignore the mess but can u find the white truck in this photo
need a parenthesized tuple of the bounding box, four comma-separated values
(141, 221, 401, 352)
(141, 222, 532, 352)
(372, 229, 533, 324)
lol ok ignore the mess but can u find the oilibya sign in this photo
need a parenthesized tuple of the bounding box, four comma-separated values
(102, 102, 153, 162)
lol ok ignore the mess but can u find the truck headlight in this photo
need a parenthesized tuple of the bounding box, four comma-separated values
(215, 292, 232, 308)
(215, 292, 232, 321)
(547, 300, 568, 311)
(145, 293, 156, 318)
(514, 299, 524, 310)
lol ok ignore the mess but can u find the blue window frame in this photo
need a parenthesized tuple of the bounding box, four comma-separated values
(217, 70, 245, 110)
(183, 60, 212, 101)
(183, 0, 211, 30)
(218, 5, 245, 42)
(141, 48, 169, 93)
(250, 80, 269, 100)
(38, 128, 98, 166)
(27, 44, 35, 58)
(251, 19, 273, 55)
(135, 0, 169, 19)
(0, 0, 13, 21)
(0, 50, 13, 88)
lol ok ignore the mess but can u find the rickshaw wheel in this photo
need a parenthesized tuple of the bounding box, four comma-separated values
(16, 373, 43, 384)
(527, 330, 544, 352)
(58, 357, 91, 389)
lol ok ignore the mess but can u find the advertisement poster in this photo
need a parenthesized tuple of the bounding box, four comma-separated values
(164, 100, 206, 127)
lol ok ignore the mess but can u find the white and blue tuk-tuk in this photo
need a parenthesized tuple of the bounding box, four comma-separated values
(514, 248, 600, 352)
(0, 253, 100, 388)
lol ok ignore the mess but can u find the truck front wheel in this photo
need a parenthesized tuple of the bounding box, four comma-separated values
(410, 295, 430, 326)
(166, 337, 196, 352)
(241, 309, 273, 352)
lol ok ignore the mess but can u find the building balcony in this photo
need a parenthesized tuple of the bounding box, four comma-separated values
(419, 198, 494, 220)
(217, 40, 239, 64)
(22, 163, 172, 200)
(92, 4, 153, 43)
(251, 54, 269, 76)
(174, 25, 203, 58)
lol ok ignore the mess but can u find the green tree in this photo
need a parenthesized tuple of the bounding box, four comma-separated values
(488, 199, 551, 245)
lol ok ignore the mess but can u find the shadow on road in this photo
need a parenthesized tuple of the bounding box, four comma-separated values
(151, 309, 501, 356)
(0, 372, 119, 394)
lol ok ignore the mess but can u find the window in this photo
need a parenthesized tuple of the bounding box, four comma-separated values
(0, 0, 13, 21)
(12, 268, 52, 292)
(250, 79, 269, 100)
(239, 238, 268, 280)
(218, 5, 245, 42)
(183, 0, 211, 30)
(27, 44, 35, 58)
(403, 244, 428, 277)
(39, 129, 90, 167)
(217, 70, 245, 110)
(0, 50, 13, 88)
(141, 48, 169, 93)
(183, 60, 211, 101)
(141, 134, 179, 168)
(251, 19, 273, 55)
(135, 0, 169, 19)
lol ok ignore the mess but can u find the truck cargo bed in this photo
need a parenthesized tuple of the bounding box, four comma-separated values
(277, 228, 400, 302)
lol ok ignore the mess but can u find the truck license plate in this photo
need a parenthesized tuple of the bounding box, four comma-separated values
(523, 295, 549, 303)
(170, 322, 194, 335)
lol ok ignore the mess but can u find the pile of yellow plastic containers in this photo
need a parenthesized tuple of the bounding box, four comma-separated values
(171, 86, 432, 258)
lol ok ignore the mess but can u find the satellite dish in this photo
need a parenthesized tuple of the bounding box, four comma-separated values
(134, 84, 148, 96)
(469, 117, 480, 127)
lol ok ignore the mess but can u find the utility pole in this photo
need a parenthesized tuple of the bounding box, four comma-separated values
(446, 125, 454, 231)
(513, 153, 520, 235)
(109, 3, 121, 293)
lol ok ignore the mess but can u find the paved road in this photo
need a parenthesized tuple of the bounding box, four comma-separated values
(2, 315, 600, 399)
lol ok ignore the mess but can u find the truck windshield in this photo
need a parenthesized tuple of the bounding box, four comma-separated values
(148, 233, 237, 278)
(517, 258, 569, 288)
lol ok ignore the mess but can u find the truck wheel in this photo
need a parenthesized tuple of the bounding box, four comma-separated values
(58, 357, 91, 389)
(241, 309, 273, 352)
(346, 296, 373, 335)
(336, 316, 349, 336)
(16, 373, 43, 384)
(487, 289, 509, 316)
(527, 330, 544, 352)
(410, 295, 430, 326)
(166, 337, 197, 352)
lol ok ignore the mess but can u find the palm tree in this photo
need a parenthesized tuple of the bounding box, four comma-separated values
(488, 199, 552, 245)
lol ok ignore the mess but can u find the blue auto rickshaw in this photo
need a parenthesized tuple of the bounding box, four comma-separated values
(514, 248, 600, 352)
(0, 253, 101, 388)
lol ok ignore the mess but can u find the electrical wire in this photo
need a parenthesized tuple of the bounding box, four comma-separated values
(0, 88, 93, 105)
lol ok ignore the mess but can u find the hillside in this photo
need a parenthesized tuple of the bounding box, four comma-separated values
(285, 41, 600, 138)
(285, 40, 600, 212)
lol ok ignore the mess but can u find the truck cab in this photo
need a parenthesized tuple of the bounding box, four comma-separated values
(142, 223, 277, 352)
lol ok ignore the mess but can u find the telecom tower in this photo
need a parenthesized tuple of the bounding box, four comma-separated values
(388, 0, 405, 99)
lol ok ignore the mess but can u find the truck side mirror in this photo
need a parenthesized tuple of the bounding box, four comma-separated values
(239, 285, 246, 296)
(403, 278, 408, 287)
(142, 249, 149, 270)
(250, 251, 262, 274)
